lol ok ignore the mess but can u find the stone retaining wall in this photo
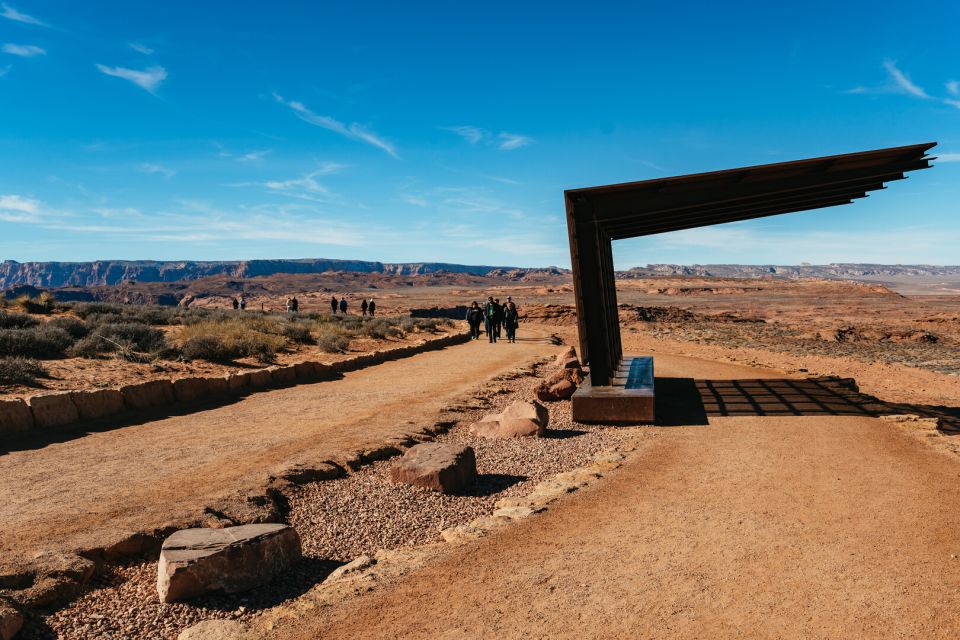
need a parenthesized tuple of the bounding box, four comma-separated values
(0, 330, 470, 446)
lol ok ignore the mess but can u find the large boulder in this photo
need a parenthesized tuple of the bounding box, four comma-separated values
(157, 524, 302, 603)
(390, 443, 476, 494)
(0, 398, 33, 437)
(28, 392, 79, 429)
(471, 400, 550, 439)
(71, 389, 125, 421)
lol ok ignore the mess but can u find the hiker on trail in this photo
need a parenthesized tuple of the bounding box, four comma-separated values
(484, 297, 497, 343)
(238, 295, 247, 311)
(285, 298, 293, 313)
(504, 299, 519, 343)
(368, 299, 376, 317)
(465, 301, 484, 340)
(493, 298, 504, 339)
(339, 297, 348, 314)
(361, 299, 369, 316)
(291, 297, 299, 313)
(231, 297, 239, 310)
(331, 296, 338, 314)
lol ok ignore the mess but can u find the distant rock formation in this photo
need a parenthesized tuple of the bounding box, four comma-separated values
(0, 259, 521, 289)
(617, 263, 960, 279)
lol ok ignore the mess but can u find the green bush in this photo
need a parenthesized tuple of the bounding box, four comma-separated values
(0, 356, 46, 385)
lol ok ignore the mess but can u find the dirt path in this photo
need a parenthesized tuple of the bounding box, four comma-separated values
(0, 329, 555, 560)
(280, 353, 960, 639)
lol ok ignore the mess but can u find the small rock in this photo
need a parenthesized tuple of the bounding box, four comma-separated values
(492, 506, 545, 519)
(390, 443, 477, 494)
(177, 619, 257, 640)
(0, 598, 23, 640)
(325, 555, 376, 582)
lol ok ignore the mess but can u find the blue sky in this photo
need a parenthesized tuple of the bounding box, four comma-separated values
(0, 1, 958, 268)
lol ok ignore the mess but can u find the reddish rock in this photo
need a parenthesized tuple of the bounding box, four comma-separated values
(173, 377, 211, 403)
(502, 400, 549, 428)
(227, 372, 250, 391)
(269, 365, 297, 386)
(71, 389, 125, 421)
(0, 597, 22, 640)
(554, 346, 577, 367)
(206, 376, 229, 396)
(390, 443, 477, 493)
(121, 379, 175, 410)
(535, 368, 584, 402)
(248, 369, 272, 390)
(294, 362, 318, 381)
(157, 524, 302, 603)
(27, 392, 79, 429)
(0, 398, 33, 437)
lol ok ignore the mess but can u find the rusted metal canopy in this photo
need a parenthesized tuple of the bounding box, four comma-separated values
(565, 142, 937, 386)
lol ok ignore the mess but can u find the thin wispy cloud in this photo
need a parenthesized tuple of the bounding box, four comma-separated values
(273, 93, 398, 158)
(882, 60, 928, 98)
(96, 64, 167, 93)
(443, 126, 485, 144)
(936, 153, 960, 162)
(402, 195, 428, 207)
(497, 132, 533, 150)
(442, 125, 534, 151)
(230, 164, 345, 201)
(0, 194, 40, 222)
(947, 81, 959, 97)
(2, 43, 45, 57)
(0, 3, 48, 27)
(0, 64, 10, 77)
(140, 163, 175, 179)
(129, 42, 154, 55)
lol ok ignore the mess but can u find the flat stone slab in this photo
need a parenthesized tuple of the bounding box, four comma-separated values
(157, 524, 302, 603)
(471, 400, 549, 439)
(390, 443, 477, 493)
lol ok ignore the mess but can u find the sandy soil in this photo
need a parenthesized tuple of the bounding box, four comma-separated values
(0, 328, 555, 561)
(277, 353, 960, 640)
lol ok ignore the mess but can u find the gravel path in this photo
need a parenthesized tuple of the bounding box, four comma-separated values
(21, 359, 634, 639)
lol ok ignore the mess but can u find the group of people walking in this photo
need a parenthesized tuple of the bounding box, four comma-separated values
(330, 296, 376, 316)
(465, 296, 519, 343)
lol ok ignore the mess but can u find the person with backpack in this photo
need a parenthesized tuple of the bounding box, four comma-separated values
(331, 296, 338, 314)
(231, 297, 239, 310)
(361, 299, 369, 316)
(492, 298, 504, 339)
(291, 296, 299, 313)
(484, 297, 497, 343)
(339, 297, 348, 314)
(465, 301, 484, 340)
(368, 299, 376, 317)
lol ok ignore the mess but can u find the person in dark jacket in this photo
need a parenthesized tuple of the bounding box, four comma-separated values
(484, 297, 497, 343)
(339, 297, 348, 314)
(492, 298, 504, 339)
(361, 299, 368, 316)
(330, 296, 338, 314)
(368, 299, 376, 317)
(465, 301, 483, 340)
(503, 299, 519, 343)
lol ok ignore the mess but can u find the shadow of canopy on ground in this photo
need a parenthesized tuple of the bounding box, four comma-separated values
(655, 375, 960, 431)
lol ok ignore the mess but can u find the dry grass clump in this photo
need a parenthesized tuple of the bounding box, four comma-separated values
(177, 318, 289, 363)
(68, 323, 169, 360)
(0, 356, 46, 386)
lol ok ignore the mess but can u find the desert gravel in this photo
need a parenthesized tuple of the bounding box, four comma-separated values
(22, 358, 637, 640)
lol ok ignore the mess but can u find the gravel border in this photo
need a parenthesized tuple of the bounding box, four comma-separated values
(20, 357, 637, 640)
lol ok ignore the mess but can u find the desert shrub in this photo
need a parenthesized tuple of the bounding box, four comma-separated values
(47, 316, 89, 339)
(70, 302, 125, 319)
(0, 311, 40, 329)
(177, 320, 286, 363)
(68, 323, 167, 358)
(0, 325, 74, 358)
(0, 356, 46, 386)
(360, 318, 401, 339)
(399, 318, 417, 334)
(316, 333, 351, 353)
(281, 321, 315, 345)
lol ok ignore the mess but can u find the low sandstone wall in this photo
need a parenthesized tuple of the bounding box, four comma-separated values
(0, 330, 470, 446)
